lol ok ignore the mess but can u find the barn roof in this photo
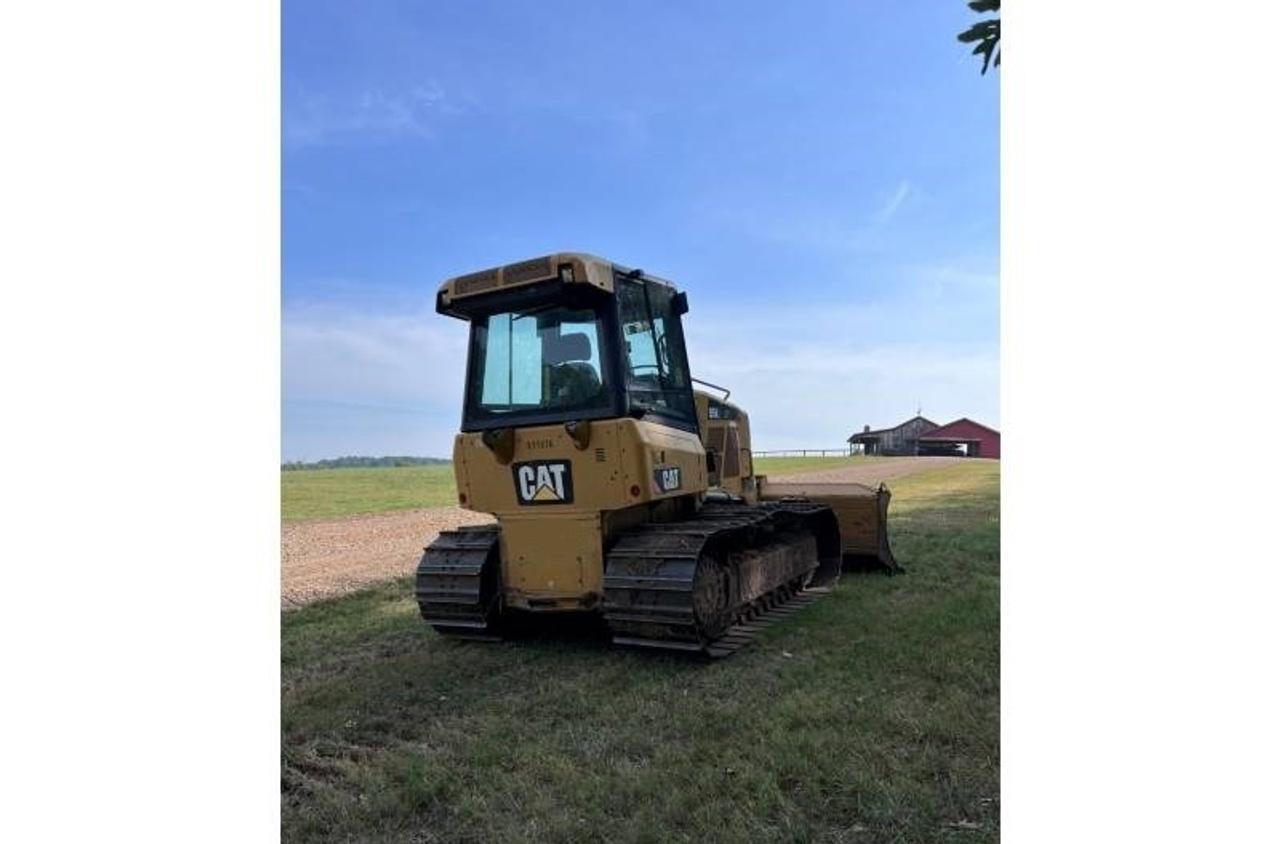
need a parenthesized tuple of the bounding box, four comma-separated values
(917, 417, 1001, 440)
(847, 415, 937, 443)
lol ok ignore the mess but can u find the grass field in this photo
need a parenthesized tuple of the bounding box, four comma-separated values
(281, 456, 865, 523)
(282, 465, 459, 522)
(282, 460, 1000, 842)
(752, 454, 889, 476)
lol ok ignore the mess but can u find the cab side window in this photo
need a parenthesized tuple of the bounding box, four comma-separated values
(618, 278, 696, 428)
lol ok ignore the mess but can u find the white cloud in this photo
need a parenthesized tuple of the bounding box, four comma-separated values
(685, 303, 998, 449)
(282, 290, 997, 460)
(281, 298, 475, 460)
(283, 300, 468, 407)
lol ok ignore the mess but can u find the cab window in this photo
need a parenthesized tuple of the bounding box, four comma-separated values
(466, 305, 610, 425)
(618, 279, 696, 427)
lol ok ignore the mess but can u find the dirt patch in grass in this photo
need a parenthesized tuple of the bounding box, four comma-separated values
(282, 507, 493, 608)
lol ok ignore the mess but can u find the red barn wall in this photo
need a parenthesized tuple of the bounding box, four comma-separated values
(925, 419, 1001, 459)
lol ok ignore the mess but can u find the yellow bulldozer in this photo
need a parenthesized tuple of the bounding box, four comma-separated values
(417, 252, 897, 657)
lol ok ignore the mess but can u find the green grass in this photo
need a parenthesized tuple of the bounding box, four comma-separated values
(281, 455, 885, 522)
(282, 460, 1000, 842)
(282, 456, 884, 523)
(281, 465, 459, 522)
(753, 454, 891, 477)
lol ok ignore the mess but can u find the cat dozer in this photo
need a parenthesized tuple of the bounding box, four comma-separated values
(416, 253, 897, 657)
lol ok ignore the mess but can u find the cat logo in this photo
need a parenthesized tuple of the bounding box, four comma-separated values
(653, 465, 682, 493)
(512, 460, 574, 505)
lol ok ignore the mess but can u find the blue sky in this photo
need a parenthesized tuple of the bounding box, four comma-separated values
(283, 0, 999, 461)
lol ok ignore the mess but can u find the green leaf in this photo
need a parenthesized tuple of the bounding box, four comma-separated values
(956, 2, 1000, 75)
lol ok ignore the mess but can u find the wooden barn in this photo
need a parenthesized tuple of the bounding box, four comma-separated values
(917, 418, 1001, 459)
(847, 415, 938, 456)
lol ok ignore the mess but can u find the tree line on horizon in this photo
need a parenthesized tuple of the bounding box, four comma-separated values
(282, 456, 450, 471)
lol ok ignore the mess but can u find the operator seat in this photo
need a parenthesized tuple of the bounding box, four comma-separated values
(542, 332, 602, 406)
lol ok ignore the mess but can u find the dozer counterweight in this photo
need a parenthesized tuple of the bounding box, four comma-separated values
(415, 252, 896, 657)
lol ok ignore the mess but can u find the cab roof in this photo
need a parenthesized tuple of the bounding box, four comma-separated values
(437, 252, 677, 316)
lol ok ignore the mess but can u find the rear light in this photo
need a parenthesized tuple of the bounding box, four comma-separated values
(629, 484, 641, 497)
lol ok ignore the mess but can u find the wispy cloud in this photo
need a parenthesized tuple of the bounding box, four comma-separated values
(284, 82, 454, 147)
(911, 263, 999, 300)
(283, 300, 467, 406)
(281, 299, 472, 460)
(873, 180, 912, 224)
(282, 291, 997, 459)
(691, 178, 917, 257)
(686, 301, 997, 448)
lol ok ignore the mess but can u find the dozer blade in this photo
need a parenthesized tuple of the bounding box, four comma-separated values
(759, 480, 901, 573)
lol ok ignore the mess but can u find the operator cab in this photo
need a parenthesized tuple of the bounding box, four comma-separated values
(436, 253, 697, 434)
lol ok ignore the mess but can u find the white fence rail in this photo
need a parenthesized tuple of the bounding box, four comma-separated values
(752, 448, 852, 458)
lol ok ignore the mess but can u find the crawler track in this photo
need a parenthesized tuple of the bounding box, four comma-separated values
(614, 579, 833, 659)
(602, 500, 841, 657)
(417, 502, 842, 657)
(414, 525, 501, 638)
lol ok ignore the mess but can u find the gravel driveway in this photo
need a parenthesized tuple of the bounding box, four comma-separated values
(281, 457, 979, 608)
(281, 506, 493, 608)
